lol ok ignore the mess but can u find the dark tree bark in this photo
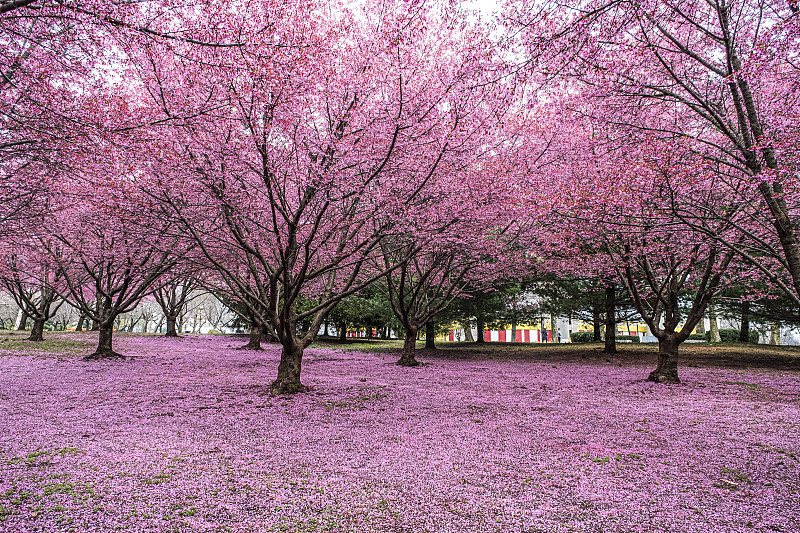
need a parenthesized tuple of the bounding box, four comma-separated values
(397, 327, 420, 366)
(241, 320, 263, 350)
(604, 285, 617, 354)
(739, 301, 751, 343)
(90, 295, 100, 331)
(27, 318, 45, 342)
(273, 338, 305, 394)
(338, 322, 347, 343)
(649, 333, 679, 383)
(425, 322, 436, 349)
(592, 304, 602, 342)
(16, 312, 28, 331)
(165, 315, 178, 337)
(76, 314, 86, 332)
(85, 315, 124, 360)
(476, 315, 486, 343)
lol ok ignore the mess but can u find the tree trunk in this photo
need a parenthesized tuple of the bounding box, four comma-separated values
(425, 322, 436, 349)
(86, 322, 123, 359)
(739, 301, 751, 343)
(397, 327, 420, 366)
(695, 313, 706, 335)
(165, 315, 178, 337)
(76, 315, 86, 332)
(241, 321, 263, 350)
(511, 318, 517, 343)
(649, 333, 680, 383)
(17, 312, 28, 331)
(592, 305, 601, 342)
(476, 316, 485, 344)
(769, 321, 781, 345)
(709, 303, 721, 342)
(272, 340, 306, 394)
(27, 318, 45, 342)
(604, 286, 616, 354)
(463, 322, 474, 342)
(90, 297, 100, 331)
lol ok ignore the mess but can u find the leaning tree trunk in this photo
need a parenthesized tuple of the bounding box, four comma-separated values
(708, 303, 721, 342)
(27, 317, 45, 342)
(272, 339, 306, 394)
(649, 333, 680, 383)
(76, 315, 86, 332)
(604, 286, 616, 354)
(463, 322, 474, 342)
(17, 312, 28, 331)
(241, 321, 263, 350)
(425, 322, 436, 349)
(86, 321, 123, 360)
(695, 313, 706, 335)
(397, 327, 420, 366)
(739, 301, 751, 343)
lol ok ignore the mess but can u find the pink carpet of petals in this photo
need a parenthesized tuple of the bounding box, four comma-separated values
(1, 335, 799, 532)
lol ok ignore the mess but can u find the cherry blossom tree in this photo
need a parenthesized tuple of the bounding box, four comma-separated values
(512, 0, 800, 305)
(538, 121, 738, 382)
(40, 178, 180, 358)
(134, 0, 514, 393)
(0, 241, 63, 341)
(154, 275, 199, 337)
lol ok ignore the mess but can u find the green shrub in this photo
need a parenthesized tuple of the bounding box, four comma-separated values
(687, 334, 707, 341)
(569, 332, 640, 343)
(706, 329, 759, 343)
(570, 332, 596, 343)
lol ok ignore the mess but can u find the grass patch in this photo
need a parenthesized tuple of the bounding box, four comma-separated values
(0, 331, 91, 357)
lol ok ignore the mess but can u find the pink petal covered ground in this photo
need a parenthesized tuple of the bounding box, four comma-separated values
(1, 335, 799, 532)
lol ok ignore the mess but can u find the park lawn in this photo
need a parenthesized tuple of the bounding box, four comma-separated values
(0, 331, 93, 357)
(0, 334, 798, 532)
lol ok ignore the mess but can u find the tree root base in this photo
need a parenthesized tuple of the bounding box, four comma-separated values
(647, 370, 680, 384)
(270, 381, 308, 395)
(84, 351, 126, 361)
(396, 358, 420, 367)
